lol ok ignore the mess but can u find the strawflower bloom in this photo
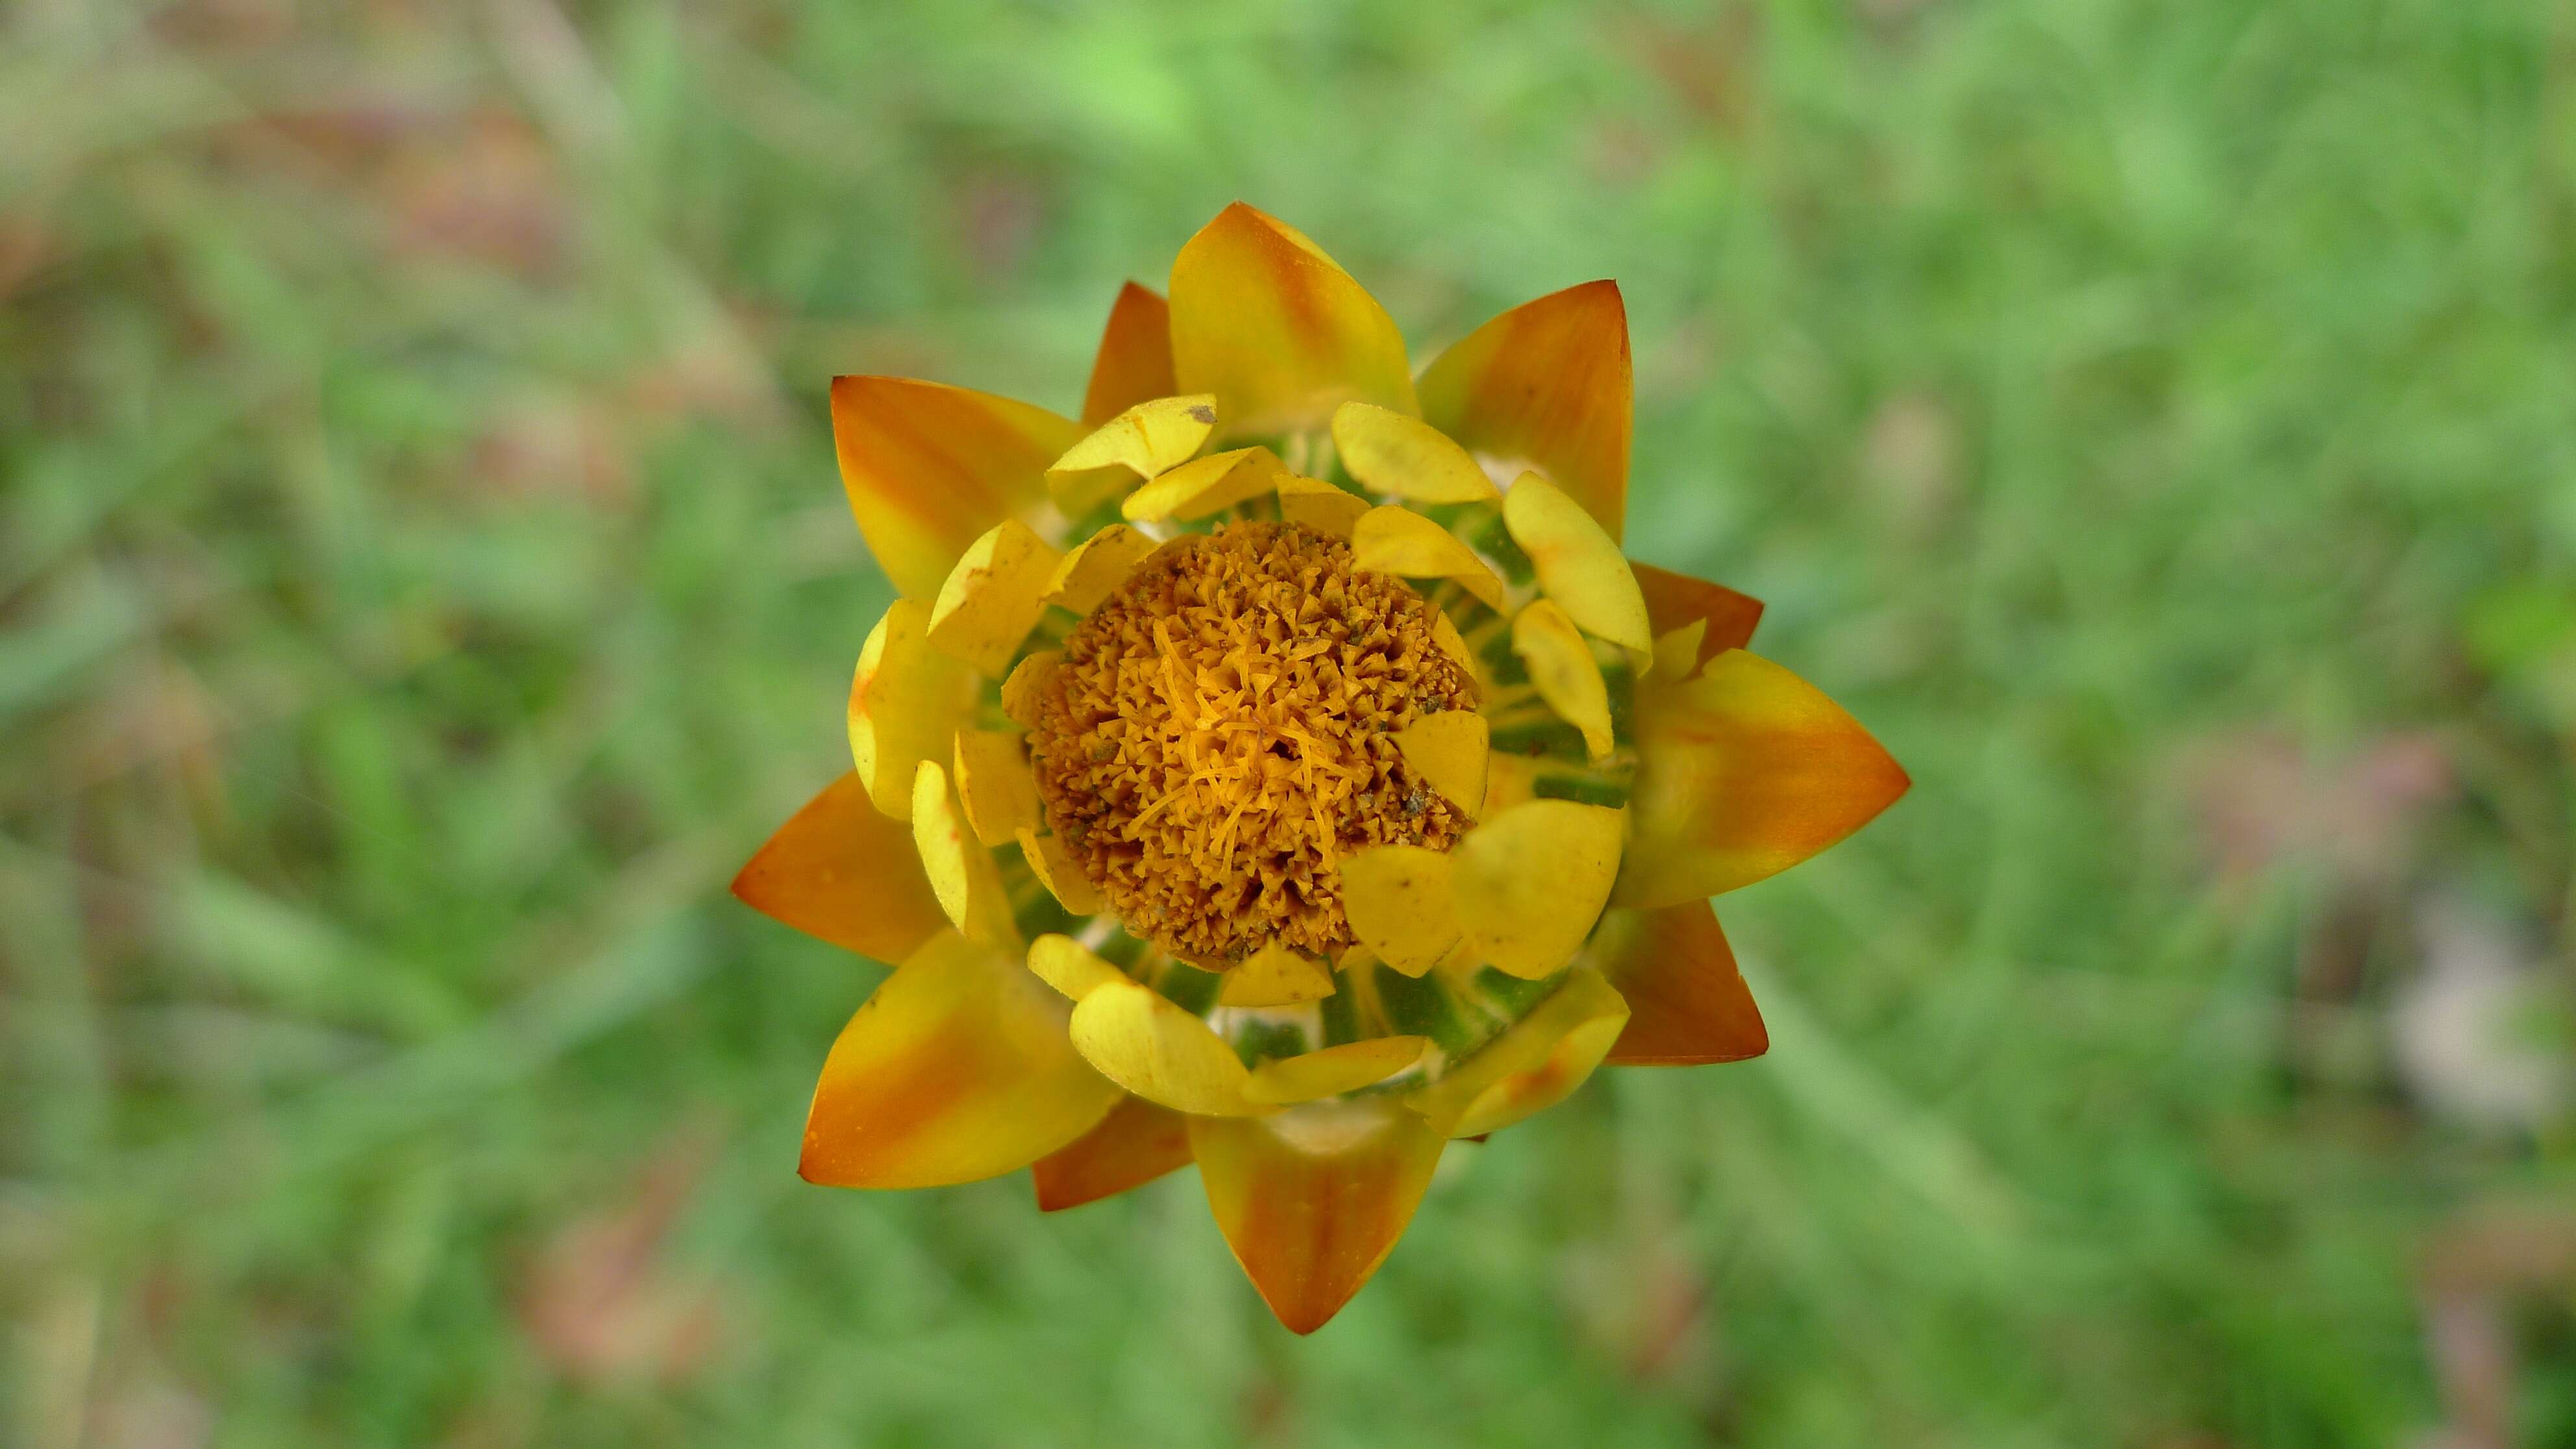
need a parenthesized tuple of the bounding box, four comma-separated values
(734, 203, 1908, 1332)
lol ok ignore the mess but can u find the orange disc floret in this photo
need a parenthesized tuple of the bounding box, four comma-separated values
(1027, 522, 1478, 961)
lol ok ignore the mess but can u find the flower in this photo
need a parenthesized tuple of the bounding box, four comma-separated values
(733, 203, 1909, 1333)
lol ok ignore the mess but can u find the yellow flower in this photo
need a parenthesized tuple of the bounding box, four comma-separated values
(733, 203, 1909, 1333)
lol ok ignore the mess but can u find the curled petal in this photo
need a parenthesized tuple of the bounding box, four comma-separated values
(1068, 979, 1267, 1117)
(1050, 393, 1217, 479)
(1392, 710, 1489, 819)
(1000, 649, 1060, 729)
(1245, 1037, 1428, 1105)
(1332, 402, 1500, 504)
(1027, 932, 1129, 1002)
(831, 377, 1082, 599)
(1409, 968, 1630, 1137)
(1081, 282, 1179, 426)
(1633, 563, 1765, 673)
(1043, 525, 1160, 615)
(1339, 844, 1460, 976)
(732, 773, 948, 963)
(800, 928, 1120, 1189)
(1169, 203, 1417, 437)
(1189, 1098, 1447, 1334)
(1350, 505, 1507, 612)
(1452, 799, 1625, 980)
(1121, 446, 1284, 523)
(1594, 900, 1767, 1066)
(1431, 613, 1485, 690)
(1017, 828, 1105, 915)
(1416, 280, 1632, 539)
(952, 730, 1041, 846)
(848, 599, 976, 821)
(1502, 473, 1652, 655)
(1511, 599, 1615, 764)
(1276, 473, 1370, 539)
(911, 761, 1015, 946)
(1618, 650, 1909, 908)
(1034, 1094, 1194, 1211)
(1218, 941, 1338, 1008)
(927, 519, 1061, 676)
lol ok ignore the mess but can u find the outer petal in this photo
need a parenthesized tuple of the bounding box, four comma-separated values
(1594, 900, 1768, 1066)
(732, 773, 948, 963)
(1169, 203, 1417, 437)
(1189, 1098, 1447, 1334)
(1616, 650, 1910, 908)
(1033, 1094, 1194, 1211)
(831, 377, 1085, 599)
(1082, 282, 1179, 426)
(1416, 280, 1632, 539)
(1633, 563, 1765, 673)
(800, 928, 1121, 1189)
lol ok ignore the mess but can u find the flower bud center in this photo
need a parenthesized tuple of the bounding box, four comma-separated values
(1026, 521, 1478, 962)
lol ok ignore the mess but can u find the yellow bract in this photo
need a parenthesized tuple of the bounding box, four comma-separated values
(1409, 969, 1630, 1137)
(1067, 979, 1268, 1117)
(1050, 393, 1217, 478)
(1245, 1037, 1429, 1105)
(910, 760, 1015, 946)
(848, 599, 974, 821)
(1511, 599, 1614, 763)
(952, 730, 1041, 845)
(1026, 932, 1128, 1002)
(1350, 505, 1507, 612)
(1337, 844, 1459, 976)
(1392, 710, 1489, 819)
(1501, 473, 1652, 654)
(1332, 401, 1500, 504)
(1016, 827, 1104, 915)
(927, 519, 1060, 676)
(1431, 612, 1485, 689)
(1275, 473, 1370, 539)
(1652, 620, 1707, 682)
(1121, 446, 1284, 523)
(1000, 649, 1059, 728)
(1043, 524, 1159, 615)
(1218, 940, 1338, 1008)
(1450, 799, 1624, 978)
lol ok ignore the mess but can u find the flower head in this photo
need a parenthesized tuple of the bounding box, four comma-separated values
(734, 203, 1908, 1333)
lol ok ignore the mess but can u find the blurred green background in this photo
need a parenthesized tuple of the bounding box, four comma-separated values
(8, 0, 2576, 1444)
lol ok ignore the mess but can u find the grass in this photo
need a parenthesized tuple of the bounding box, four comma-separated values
(6, 0, 2576, 1444)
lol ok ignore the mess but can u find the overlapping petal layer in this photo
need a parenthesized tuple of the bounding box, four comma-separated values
(830, 378, 1084, 599)
(800, 930, 1121, 1189)
(1417, 280, 1633, 539)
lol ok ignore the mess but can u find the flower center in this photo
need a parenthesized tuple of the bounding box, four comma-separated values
(1026, 521, 1479, 963)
